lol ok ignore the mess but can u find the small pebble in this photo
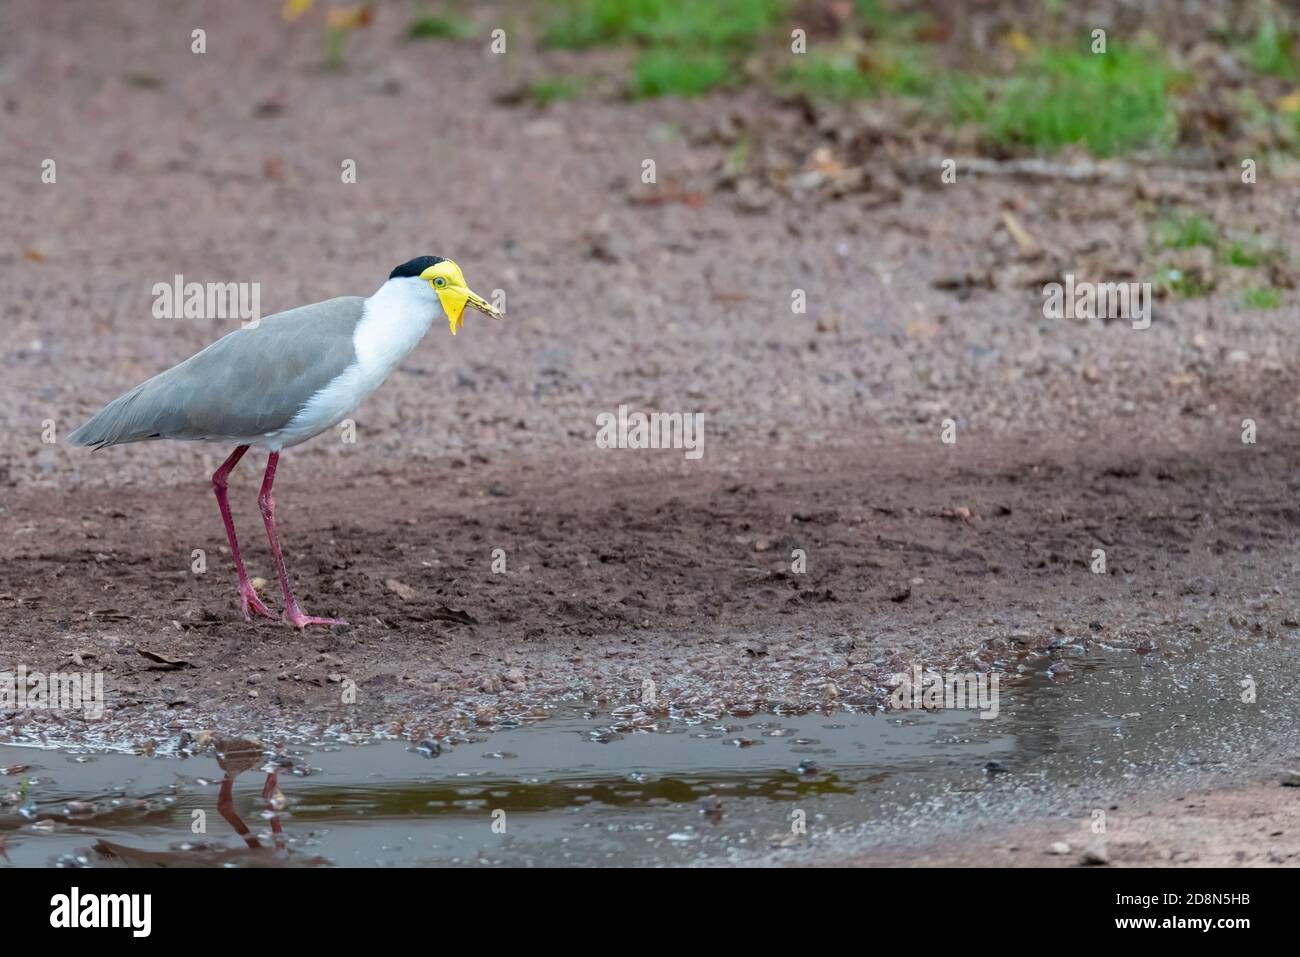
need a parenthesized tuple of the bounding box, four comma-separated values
(1080, 842, 1110, 866)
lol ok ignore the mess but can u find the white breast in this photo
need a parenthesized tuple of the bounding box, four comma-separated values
(269, 278, 437, 449)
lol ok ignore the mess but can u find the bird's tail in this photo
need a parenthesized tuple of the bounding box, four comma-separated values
(67, 381, 157, 449)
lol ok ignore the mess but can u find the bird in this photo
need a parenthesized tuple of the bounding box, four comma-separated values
(69, 256, 501, 629)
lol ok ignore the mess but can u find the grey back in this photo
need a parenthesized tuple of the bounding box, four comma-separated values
(69, 296, 365, 448)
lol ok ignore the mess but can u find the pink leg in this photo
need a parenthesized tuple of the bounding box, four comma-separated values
(262, 770, 286, 850)
(257, 451, 347, 630)
(217, 773, 260, 849)
(212, 445, 276, 622)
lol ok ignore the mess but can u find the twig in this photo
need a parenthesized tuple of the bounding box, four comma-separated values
(920, 155, 1251, 185)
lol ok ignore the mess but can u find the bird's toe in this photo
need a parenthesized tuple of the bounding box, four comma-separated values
(239, 583, 277, 622)
(289, 615, 349, 631)
(283, 602, 348, 631)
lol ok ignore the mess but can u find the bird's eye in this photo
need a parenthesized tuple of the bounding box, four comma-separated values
(433, 277, 447, 287)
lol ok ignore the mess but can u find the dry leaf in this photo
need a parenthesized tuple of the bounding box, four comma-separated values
(1001, 211, 1041, 258)
(326, 5, 373, 30)
(385, 579, 417, 601)
(138, 649, 194, 670)
(282, 0, 312, 22)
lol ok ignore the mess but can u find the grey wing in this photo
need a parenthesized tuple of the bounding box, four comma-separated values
(69, 296, 364, 448)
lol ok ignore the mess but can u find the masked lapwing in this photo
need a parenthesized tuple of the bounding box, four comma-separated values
(69, 257, 501, 629)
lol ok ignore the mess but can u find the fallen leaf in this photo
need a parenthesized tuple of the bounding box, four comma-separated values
(137, 649, 194, 670)
(1001, 211, 1042, 258)
(385, 578, 417, 601)
(282, 0, 312, 21)
(807, 146, 845, 177)
(1004, 30, 1033, 54)
(905, 318, 939, 340)
(434, 604, 478, 625)
(326, 5, 373, 30)
(87, 608, 131, 621)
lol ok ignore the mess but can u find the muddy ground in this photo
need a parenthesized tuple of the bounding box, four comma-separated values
(4, 434, 1300, 729)
(2, 0, 1299, 865)
(837, 783, 1300, 867)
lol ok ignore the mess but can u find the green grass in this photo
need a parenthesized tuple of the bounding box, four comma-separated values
(1152, 212, 1284, 269)
(1247, 19, 1296, 77)
(537, 0, 1184, 135)
(1243, 286, 1284, 309)
(855, 0, 931, 42)
(786, 54, 878, 99)
(544, 0, 782, 99)
(781, 2, 934, 100)
(324, 27, 349, 70)
(973, 47, 1181, 156)
(785, 45, 932, 99)
(530, 2, 1205, 159)
(726, 135, 751, 174)
(1146, 210, 1292, 301)
(942, 74, 996, 124)
(1223, 237, 1269, 267)
(1154, 211, 1219, 250)
(123, 71, 163, 89)
(528, 76, 584, 104)
(1154, 264, 1213, 299)
(545, 0, 783, 51)
(407, 15, 478, 40)
(632, 48, 731, 97)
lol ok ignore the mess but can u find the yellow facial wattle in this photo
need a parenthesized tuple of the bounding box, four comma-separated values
(418, 259, 501, 336)
(438, 287, 468, 334)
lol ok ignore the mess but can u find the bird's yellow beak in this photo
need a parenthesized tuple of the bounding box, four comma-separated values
(420, 260, 501, 336)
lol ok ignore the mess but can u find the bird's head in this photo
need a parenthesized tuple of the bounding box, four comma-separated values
(388, 256, 501, 335)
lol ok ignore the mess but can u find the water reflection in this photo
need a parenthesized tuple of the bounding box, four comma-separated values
(0, 640, 1291, 867)
(91, 738, 328, 867)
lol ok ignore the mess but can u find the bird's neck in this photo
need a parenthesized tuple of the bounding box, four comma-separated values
(353, 279, 438, 377)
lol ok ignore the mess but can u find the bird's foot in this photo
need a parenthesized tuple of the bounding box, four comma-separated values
(239, 581, 277, 622)
(283, 601, 348, 631)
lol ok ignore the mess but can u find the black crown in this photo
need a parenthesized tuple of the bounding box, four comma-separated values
(389, 256, 446, 279)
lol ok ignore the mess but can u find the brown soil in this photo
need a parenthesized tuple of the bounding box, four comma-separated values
(4, 433, 1297, 739)
(834, 782, 1300, 867)
(3, 0, 1300, 864)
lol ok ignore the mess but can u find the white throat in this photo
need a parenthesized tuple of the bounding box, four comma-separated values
(354, 277, 438, 376)
(274, 278, 438, 450)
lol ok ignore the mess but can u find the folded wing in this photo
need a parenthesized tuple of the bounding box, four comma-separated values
(69, 297, 364, 448)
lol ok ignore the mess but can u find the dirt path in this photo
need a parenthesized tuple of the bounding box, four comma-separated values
(3, 0, 1300, 865)
(832, 781, 1300, 868)
(3, 429, 1298, 744)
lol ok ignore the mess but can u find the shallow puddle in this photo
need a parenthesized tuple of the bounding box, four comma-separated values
(1, 638, 1293, 866)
